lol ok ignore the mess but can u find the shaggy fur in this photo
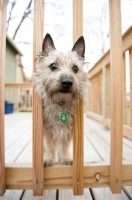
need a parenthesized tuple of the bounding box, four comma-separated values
(33, 34, 88, 167)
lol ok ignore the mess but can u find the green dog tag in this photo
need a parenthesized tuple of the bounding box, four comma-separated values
(60, 112, 67, 123)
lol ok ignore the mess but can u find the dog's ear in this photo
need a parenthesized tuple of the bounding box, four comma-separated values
(42, 33, 55, 53)
(72, 36, 85, 58)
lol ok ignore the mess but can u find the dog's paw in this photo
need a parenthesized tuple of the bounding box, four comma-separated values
(44, 159, 55, 167)
(62, 159, 73, 165)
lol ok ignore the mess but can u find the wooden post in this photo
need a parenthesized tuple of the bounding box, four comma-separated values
(73, 0, 84, 195)
(33, 0, 44, 196)
(129, 49, 132, 127)
(123, 53, 126, 125)
(109, 0, 123, 193)
(102, 65, 107, 127)
(0, 0, 7, 196)
(105, 65, 110, 119)
(73, 0, 83, 43)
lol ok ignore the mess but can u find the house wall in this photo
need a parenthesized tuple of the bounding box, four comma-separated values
(16, 55, 25, 83)
(5, 41, 17, 83)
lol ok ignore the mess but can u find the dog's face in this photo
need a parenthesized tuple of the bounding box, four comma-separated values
(33, 34, 88, 105)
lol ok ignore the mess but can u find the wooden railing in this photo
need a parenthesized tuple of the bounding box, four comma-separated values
(5, 83, 32, 111)
(87, 25, 132, 139)
(0, 0, 132, 197)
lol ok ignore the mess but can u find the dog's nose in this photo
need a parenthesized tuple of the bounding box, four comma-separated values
(61, 78, 73, 89)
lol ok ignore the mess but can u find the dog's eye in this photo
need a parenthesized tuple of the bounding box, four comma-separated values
(72, 65, 78, 73)
(49, 63, 57, 71)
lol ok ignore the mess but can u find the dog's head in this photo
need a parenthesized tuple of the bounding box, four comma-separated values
(33, 34, 88, 105)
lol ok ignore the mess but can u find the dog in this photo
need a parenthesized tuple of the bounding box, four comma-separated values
(33, 34, 88, 167)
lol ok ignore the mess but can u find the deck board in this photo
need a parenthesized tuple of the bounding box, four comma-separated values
(0, 112, 131, 199)
(91, 188, 129, 200)
(22, 190, 56, 200)
(0, 190, 24, 200)
(59, 189, 93, 200)
(85, 117, 132, 161)
(85, 117, 132, 199)
(123, 186, 132, 199)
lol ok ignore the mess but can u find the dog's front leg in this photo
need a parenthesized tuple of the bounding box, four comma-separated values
(58, 137, 73, 165)
(44, 131, 56, 167)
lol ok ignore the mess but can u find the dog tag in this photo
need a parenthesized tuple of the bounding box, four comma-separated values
(60, 112, 67, 123)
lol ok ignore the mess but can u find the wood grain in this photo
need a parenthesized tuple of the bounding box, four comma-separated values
(85, 117, 132, 161)
(129, 49, 132, 127)
(22, 190, 56, 200)
(59, 189, 93, 200)
(109, 0, 123, 193)
(89, 71, 102, 115)
(123, 186, 132, 199)
(87, 111, 132, 140)
(73, 99, 84, 195)
(0, 190, 24, 200)
(88, 27, 132, 79)
(88, 28, 132, 127)
(73, 0, 83, 44)
(33, 0, 44, 196)
(0, 0, 7, 196)
(91, 188, 128, 200)
(3, 112, 132, 198)
(102, 65, 107, 127)
(4, 162, 132, 190)
(5, 83, 32, 88)
(123, 54, 126, 124)
(73, 0, 84, 196)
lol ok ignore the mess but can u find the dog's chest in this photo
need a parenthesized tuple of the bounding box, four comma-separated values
(43, 102, 74, 139)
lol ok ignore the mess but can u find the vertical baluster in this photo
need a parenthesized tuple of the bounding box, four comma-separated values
(109, 0, 123, 193)
(102, 65, 107, 127)
(129, 49, 132, 127)
(33, 0, 44, 196)
(123, 53, 126, 124)
(0, 0, 7, 196)
(73, 0, 84, 195)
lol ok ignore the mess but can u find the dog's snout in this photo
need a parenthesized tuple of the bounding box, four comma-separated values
(61, 78, 73, 89)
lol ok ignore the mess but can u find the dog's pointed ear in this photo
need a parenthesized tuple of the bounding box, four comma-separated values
(72, 36, 85, 58)
(42, 33, 55, 53)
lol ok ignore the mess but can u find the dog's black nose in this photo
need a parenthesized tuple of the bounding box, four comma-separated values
(61, 78, 73, 89)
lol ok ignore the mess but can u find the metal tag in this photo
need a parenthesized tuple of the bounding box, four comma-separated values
(60, 112, 67, 123)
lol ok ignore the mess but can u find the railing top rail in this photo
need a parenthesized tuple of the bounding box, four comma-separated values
(88, 26, 132, 78)
(5, 83, 32, 88)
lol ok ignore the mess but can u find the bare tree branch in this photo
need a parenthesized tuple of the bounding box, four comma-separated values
(15, 41, 31, 45)
(6, 0, 17, 31)
(12, 0, 33, 40)
(9, 16, 19, 20)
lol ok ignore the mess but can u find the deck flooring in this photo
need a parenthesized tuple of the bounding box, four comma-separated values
(0, 112, 132, 200)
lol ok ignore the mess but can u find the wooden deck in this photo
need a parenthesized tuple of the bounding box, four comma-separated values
(1, 112, 132, 199)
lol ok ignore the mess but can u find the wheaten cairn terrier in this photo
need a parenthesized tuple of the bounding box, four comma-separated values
(33, 34, 88, 167)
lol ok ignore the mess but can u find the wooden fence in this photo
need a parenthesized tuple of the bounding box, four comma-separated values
(0, 0, 132, 197)
(87, 26, 132, 140)
(5, 83, 32, 111)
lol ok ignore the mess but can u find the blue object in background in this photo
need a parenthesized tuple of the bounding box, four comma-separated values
(5, 101, 14, 114)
